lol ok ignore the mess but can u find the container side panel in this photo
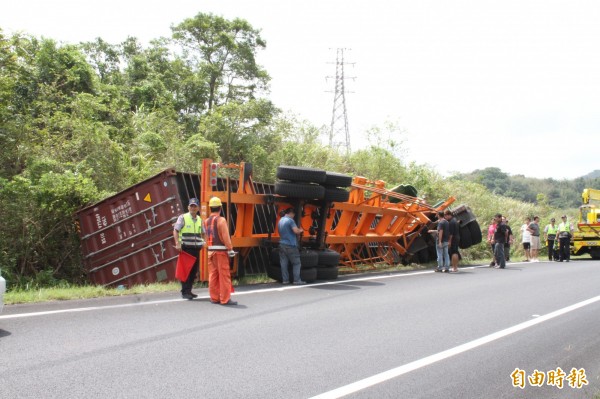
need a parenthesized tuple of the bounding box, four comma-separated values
(78, 172, 183, 259)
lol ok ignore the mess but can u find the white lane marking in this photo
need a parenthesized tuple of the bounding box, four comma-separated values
(0, 268, 437, 319)
(0, 262, 529, 320)
(309, 295, 600, 399)
(0, 298, 186, 319)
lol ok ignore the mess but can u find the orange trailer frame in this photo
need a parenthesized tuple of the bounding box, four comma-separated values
(198, 159, 454, 280)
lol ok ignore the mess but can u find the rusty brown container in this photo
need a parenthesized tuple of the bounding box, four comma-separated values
(76, 169, 202, 287)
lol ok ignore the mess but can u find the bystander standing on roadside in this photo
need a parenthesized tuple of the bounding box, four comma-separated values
(435, 211, 450, 272)
(557, 215, 574, 262)
(520, 217, 532, 262)
(487, 217, 497, 267)
(277, 207, 306, 285)
(492, 214, 508, 269)
(445, 209, 461, 272)
(502, 216, 514, 262)
(544, 218, 559, 261)
(527, 216, 541, 262)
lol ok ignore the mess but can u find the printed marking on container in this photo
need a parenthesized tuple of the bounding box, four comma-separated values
(144, 193, 152, 202)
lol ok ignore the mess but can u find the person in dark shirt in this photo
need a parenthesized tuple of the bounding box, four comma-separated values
(502, 216, 513, 262)
(445, 209, 460, 272)
(492, 213, 508, 269)
(435, 211, 450, 272)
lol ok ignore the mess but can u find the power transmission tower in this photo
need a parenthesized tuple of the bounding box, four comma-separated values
(326, 48, 354, 154)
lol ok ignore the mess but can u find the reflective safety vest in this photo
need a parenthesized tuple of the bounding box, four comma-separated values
(557, 221, 572, 238)
(180, 213, 204, 248)
(205, 215, 227, 251)
(546, 224, 558, 238)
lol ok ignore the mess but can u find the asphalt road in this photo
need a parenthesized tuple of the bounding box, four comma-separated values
(1, 259, 599, 399)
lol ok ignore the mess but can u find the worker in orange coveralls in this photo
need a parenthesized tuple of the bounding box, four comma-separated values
(204, 197, 237, 306)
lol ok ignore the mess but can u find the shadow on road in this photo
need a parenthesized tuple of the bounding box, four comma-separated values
(0, 329, 12, 338)
(309, 280, 385, 291)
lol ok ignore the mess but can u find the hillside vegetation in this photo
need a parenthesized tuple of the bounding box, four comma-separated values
(453, 167, 600, 208)
(0, 15, 583, 289)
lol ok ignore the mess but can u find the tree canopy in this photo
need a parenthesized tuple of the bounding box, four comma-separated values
(453, 167, 600, 208)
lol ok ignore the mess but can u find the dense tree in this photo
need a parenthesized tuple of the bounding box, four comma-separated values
(454, 167, 600, 208)
(199, 99, 280, 164)
(171, 13, 269, 110)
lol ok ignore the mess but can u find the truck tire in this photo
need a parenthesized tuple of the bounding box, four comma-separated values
(301, 267, 318, 283)
(453, 204, 477, 225)
(467, 221, 482, 245)
(417, 248, 430, 263)
(274, 181, 325, 200)
(270, 248, 319, 269)
(459, 225, 473, 249)
(276, 166, 326, 184)
(268, 264, 317, 283)
(317, 249, 341, 266)
(324, 171, 353, 188)
(323, 187, 350, 203)
(316, 266, 339, 280)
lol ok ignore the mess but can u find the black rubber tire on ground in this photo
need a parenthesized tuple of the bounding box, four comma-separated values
(417, 248, 430, 263)
(459, 225, 473, 249)
(467, 220, 483, 245)
(301, 267, 318, 282)
(270, 248, 319, 268)
(408, 236, 429, 254)
(267, 264, 317, 283)
(266, 263, 282, 282)
(299, 249, 319, 268)
(276, 166, 326, 184)
(316, 266, 339, 280)
(317, 249, 341, 266)
(324, 171, 353, 188)
(269, 248, 281, 265)
(323, 187, 350, 203)
(274, 181, 325, 200)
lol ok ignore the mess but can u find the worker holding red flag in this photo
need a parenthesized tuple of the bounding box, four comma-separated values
(205, 197, 237, 306)
(173, 198, 204, 299)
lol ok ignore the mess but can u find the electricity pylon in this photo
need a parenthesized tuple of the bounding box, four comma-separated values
(326, 48, 354, 155)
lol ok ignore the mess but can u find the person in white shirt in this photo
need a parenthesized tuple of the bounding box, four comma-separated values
(520, 217, 531, 262)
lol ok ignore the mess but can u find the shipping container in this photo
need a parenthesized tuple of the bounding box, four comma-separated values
(77, 169, 199, 287)
(77, 169, 276, 287)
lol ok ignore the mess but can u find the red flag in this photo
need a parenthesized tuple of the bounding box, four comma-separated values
(175, 251, 197, 282)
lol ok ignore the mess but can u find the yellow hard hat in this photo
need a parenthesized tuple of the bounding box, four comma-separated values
(209, 197, 222, 207)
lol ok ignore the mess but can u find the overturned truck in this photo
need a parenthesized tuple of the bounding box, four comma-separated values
(76, 160, 481, 287)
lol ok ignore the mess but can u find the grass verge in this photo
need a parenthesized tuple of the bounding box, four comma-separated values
(5, 282, 181, 305)
(3, 256, 541, 305)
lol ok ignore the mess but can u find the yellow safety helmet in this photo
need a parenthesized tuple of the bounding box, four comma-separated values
(209, 197, 222, 207)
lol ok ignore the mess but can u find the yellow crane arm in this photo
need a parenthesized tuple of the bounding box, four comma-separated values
(582, 188, 600, 204)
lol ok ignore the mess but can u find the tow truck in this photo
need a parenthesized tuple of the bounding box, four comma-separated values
(571, 188, 600, 259)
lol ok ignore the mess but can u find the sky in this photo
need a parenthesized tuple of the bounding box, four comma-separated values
(2, 0, 600, 180)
